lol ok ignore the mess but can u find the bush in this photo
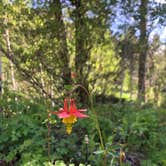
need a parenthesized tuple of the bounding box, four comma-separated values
(92, 103, 166, 165)
(0, 90, 48, 165)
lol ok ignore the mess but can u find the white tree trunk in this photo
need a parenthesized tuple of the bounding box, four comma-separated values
(10, 60, 16, 90)
(5, 28, 16, 91)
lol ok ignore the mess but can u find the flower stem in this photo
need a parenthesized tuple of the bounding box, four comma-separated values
(89, 95, 105, 150)
(70, 84, 106, 165)
(47, 112, 51, 162)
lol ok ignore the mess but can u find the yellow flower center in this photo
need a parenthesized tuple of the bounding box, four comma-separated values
(62, 115, 77, 134)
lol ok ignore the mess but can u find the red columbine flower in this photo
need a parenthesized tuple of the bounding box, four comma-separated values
(52, 98, 88, 134)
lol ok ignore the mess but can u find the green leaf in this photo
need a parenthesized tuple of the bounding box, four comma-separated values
(93, 150, 105, 155)
(64, 85, 72, 90)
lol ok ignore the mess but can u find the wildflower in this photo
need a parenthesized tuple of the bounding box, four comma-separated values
(52, 98, 88, 134)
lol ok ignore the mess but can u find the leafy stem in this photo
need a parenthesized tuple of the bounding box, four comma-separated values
(70, 84, 106, 162)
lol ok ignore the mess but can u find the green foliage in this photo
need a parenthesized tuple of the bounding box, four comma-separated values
(82, 102, 166, 165)
(89, 31, 120, 95)
(0, 90, 48, 165)
(0, 89, 166, 165)
(0, 90, 93, 165)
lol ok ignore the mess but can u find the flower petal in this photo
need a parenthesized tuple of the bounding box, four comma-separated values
(78, 109, 87, 112)
(57, 112, 70, 118)
(64, 98, 69, 112)
(49, 108, 64, 115)
(73, 111, 89, 118)
(69, 99, 77, 113)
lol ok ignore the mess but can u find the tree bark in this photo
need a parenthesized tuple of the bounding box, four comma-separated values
(51, 0, 71, 85)
(0, 53, 2, 94)
(10, 60, 16, 91)
(73, 0, 89, 102)
(5, 28, 16, 91)
(138, 0, 148, 102)
(39, 63, 46, 97)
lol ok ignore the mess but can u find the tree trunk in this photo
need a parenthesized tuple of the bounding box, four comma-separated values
(39, 63, 46, 97)
(138, 0, 148, 102)
(74, 0, 89, 103)
(52, 0, 71, 85)
(5, 28, 16, 91)
(10, 60, 16, 91)
(0, 53, 2, 94)
(153, 83, 159, 104)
